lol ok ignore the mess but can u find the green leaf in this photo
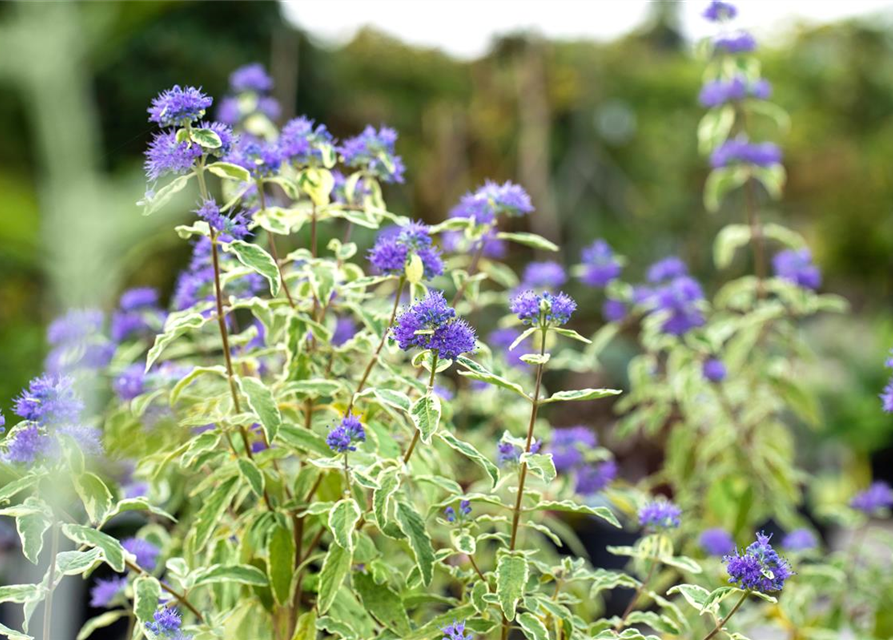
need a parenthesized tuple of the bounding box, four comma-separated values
(192, 564, 269, 587)
(551, 327, 592, 344)
(145, 311, 211, 371)
(353, 571, 412, 636)
(0, 474, 41, 505)
(237, 376, 282, 443)
(519, 353, 550, 365)
(74, 473, 113, 524)
(451, 531, 476, 555)
(532, 500, 620, 528)
(667, 583, 710, 611)
(55, 548, 103, 576)
(61, 524, 125, 572)
(704, 166, 749, 212)
(227, 239, 281, 297)
(438, 431, 499, 488)
(193, 476, 240, 550)
(410, 393, 441, 445)
(497, 231, 558, 252)
(277, 423, 332, 457)
(456, 356, 528, 398)
(0, 498, 51, 564)
(329, 499, 361, 553)
(713, 224, 751, 269)
(357, 388, 411, 413)
(237, 458, 265, 498)
(471, 581, 488, 614)
(662, 555, 702, 574)
(496, 553, 528, 621)
(0, 584, 42, 604)
(540, 388, 622, 404)
(762, 223, 805, 250)
(317, 540, 352, 615)
(208, 161, 251, 182)
(291, 611, 317, 640)
(133, 575, 162, 627)
(268, 522, 296, 606)
(76, 611, 127, 640)
(697, 104, 735, 155)
(520, 453, 556, 483)
(141, 174, 191, 216)
(192, 127, 222, 149)
(170, 365, 227, 405)
(395, 501, 435, 586)
(518, 612, 549, 640)
(373, 468, 401, 529)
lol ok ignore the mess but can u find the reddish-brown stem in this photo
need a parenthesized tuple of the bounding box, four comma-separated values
(257, 180, 297, 309)
(403, 353, 438, 465)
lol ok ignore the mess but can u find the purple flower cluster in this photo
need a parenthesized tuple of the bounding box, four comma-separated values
(145, 130, 203, 182)
(229, 63, 273, 93)
(772, 248, 821, 290)
(574, 460, 617, 495)
(279, 116, 335, 166)
(703, 0, 737, 22)
(3, 425, 51, 465)
(327, 413, 366, 453)
(15, 374, 83, 426)
(217, 63, 281, 125)
(638, 499, 682, 530)
(112, 287, 166, 343)
(699, 75, 771, 108)
(224, 135, 282, 179)
(781, 528, 817, 552)
(146, 607, 192, 640)
(702, 358, 727, 383)
(850, 481, 893, 515)
(339, 125, 405, 183)
(148, 85, 212, 127)
(450, 180, 533, 225)
(519, 261, 567, 292)
(579, 240, 622, 288)
(602, 298, 627, 323)
(635, 258, 705, 336)
(699, 528, 736, 556)
(444, 500, 472, 523)
(488, 328, 529, 368)
(511, 290, 576, 327)
(332, 317, 358, 346)
(392, 291, 476, 360)
(173, 237, 265, 311)
(710, 138, 782, 168)
(123, 537, 161, 571)
(724, 532, 792, 593)
(497, 439, 541, 467)
(881, 350, 893, 413)
(441, 227, 506, 260)
(113, 365, 145, 402)
(90, 576, 128, 608)
(368, 222, 443, 280)
(45, 308, 114, 375)
(195, 199, 252, 241)
(714, 32, 757, 55)
(550, 427, 597, 471)
(441, 620, 473, 640)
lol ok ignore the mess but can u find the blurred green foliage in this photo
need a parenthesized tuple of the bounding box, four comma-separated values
(0, 1, 891, 459)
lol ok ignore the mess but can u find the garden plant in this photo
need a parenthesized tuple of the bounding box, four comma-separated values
(0, 2, 891, 639)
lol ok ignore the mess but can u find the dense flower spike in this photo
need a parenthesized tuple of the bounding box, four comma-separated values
(393, 291, 476, 359)
(123, 537, 161, 570)
(511, 290, 576, 327)
(724, 532, 792, 593)
(195, 199, 251, 240)
(441, 621, 473, 640)
(148, 85, 212, 127)
(579, 240, 622, 287)
(450, 180, 533, 225)
(45, 308, 114, 374)
(339, 125, 405, 183)
(89, 576, 127, 608)
(368, 222, 443, 279)
(638, 499, 682, 530)
(772, 248, 821, 290)
(702, 358, 727, 382)
(144, 130, 203, 181)
(145, 607, 192, 639)
(225, 135, 282, 178)
(850, 481, 893, 514)
(782, 528, 818, 552)
(700, 528, 736, 556)
(279, 116, 335, 165)
(229, 63, 274, 93)
(14, 374, 83, 426)
(327, 413, 366, 453)
(3, 425, 50, 465)
(710, 138, 782, 168)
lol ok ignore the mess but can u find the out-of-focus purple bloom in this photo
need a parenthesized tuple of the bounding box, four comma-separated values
(279, 116, 335, 165)
(229, 63, 273, 93)
(575, 460, 616, 495)
(3, 425, 50, 465)
(123, 537, 161, 570)
(146, 607, 191, 639)
(339, 125, 405, 183)
(639, 499, 681, 530)
(114, 365, 146, 401)
(511, 290, 576, 327)
(148, 86, 212, 127)
(216, 96, 240, 125)
(497, 439, 541, 467)
(602, 298, 627, 323)
(772, 248, 821, 290)
(648, 276, 705, 336)
(520, 261, 567, 291)
(90, 576, 128, 608)
(782, 528, 817, 552)
(15, 374, 83, 426)
(258, 96, 281, 120)
(550, 426, 597, 471)
(442, 227, 507, 260)
(579, 240, 622, 287)
(700, 528, 736, 556)
(195, 199, 251, 241)
(392, 291, 476, 359)
(647, 257, 688, 284)
(47, 309, 103, 345)
(225, 135, 282, 178)
(881, 379, 893, 413)
(488, 328, 528, 368)
(327, 413, 366, 453)
(449, 180, 533, 224)
(702, 358, 727, 383)
(434, 384, 454, 401)
(144, 130, 203, 181)
(850, 481, 893, 515)
(56, 424, 104, 458)
(703, 0, 738, 22)
(724, 532, 792, 593)
(441, 620, 473, 640)
(332, 317, 357, 346)
(45, 309, 113, 374)
(714, 31, 757, 54)
(368, 222, 443, 280)
(711, 138, 782, 168)
(173, 238, 265, 311)
(699, 75, 772, 108)
(120, 288, 159, 311)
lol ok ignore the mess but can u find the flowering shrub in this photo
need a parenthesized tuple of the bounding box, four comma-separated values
(0, 4, 891, 640)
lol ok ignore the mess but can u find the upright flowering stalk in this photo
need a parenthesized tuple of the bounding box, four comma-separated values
(392, 291, 476, 463)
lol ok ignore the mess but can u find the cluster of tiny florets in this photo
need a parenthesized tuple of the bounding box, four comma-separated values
(638, 499, 682, 530)
(850, 481, 893, 515)
(444, 499, 472, 523)
(511, 290, 576, 327)
(699, 528, 736, 556)
(392, 291, 476, 360)
(578, 239, 622, 288)
(724, 532, 792, 593)
(441, 620, 473, 640)
(368, 222, 443, 279)
(327, 413, 366, 453)
(772, 248, 821, 291)
(339, 125, 405, 183)
(449, 180, 533, 225)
